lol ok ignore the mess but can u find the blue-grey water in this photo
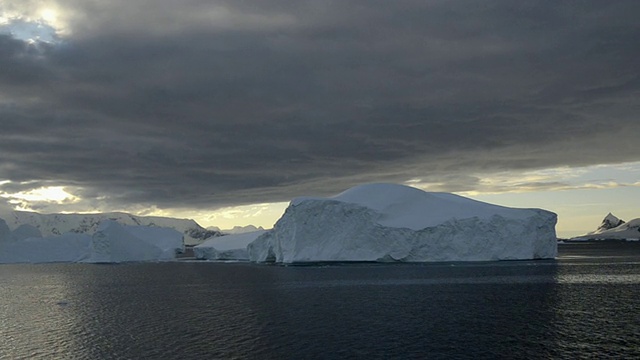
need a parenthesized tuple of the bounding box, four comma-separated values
(1, 242, 640, 359)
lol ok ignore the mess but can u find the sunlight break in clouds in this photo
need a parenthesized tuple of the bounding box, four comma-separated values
(0, 185, 80, 211)
(0, 1, 69, 40)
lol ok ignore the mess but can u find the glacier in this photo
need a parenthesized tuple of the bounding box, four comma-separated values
(0, 219, 184, 264)
(248, 183, 558, 263)
(194, 230, 266, 261)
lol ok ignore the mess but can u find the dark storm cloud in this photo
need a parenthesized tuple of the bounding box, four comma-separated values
(1, 0, 639, 209)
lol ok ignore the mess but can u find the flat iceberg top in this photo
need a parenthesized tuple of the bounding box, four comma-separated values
(292, 183, 545, 230)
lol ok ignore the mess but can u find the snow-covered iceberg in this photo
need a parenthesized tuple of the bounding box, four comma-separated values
(87, 221, 184, 263)
(248, 183, 558, 263)
(0, 233, 92, 264)
(0, 220, 184, 264)
(194, 230, 266, 260)
(572, 213, 640, 241)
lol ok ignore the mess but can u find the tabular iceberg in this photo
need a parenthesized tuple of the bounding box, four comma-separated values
(248, 183, 557, 263)
(194, 230, 266, 260)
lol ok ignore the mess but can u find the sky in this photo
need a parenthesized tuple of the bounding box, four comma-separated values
(0, 1, 639, 237)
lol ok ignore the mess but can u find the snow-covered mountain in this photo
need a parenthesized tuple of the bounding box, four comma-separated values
(207, 224, 266, 235)
(223, 225, 266, 234)
(596, 213, 625, 232)
(0, 211, 222, 245)
(572, 214, 640, 241)
(248, 183, 558, 263)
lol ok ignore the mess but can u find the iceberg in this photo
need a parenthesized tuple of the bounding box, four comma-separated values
(86, 221, 184, 263)
(0, 211, 220, 245)
(0, 233, 92, 264)
(0, 219, 184, 264)
(194, 230, 266, 260)
(248, 183, 557, 263)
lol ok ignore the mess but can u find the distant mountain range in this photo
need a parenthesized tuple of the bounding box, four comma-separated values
(0, 210, 223, 245)
(572, 213, 640, 241)
(207, 224, 266, 235)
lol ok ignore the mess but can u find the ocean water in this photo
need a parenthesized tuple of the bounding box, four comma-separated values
(1, 242, 639, 359)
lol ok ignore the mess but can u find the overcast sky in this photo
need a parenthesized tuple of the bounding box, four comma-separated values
(1, 1, 639, 235)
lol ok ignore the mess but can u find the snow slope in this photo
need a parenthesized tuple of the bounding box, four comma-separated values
(572, 214, 640, 241)
(194, 230, 266, 260)
(0, 211, 221, 245)
(248, 183, 558, 263)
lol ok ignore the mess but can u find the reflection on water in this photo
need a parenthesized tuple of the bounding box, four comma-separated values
(0, 242, 639, 359)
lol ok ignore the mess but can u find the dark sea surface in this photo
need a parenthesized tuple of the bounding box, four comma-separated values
(1, 242, 640, 359)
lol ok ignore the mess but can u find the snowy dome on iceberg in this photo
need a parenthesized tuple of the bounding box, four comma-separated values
(248, 183, 558, 263)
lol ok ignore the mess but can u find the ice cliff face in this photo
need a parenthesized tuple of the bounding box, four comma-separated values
(248, 183, 558, 263)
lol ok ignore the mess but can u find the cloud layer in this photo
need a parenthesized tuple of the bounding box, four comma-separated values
(1, 0, 639, 212)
